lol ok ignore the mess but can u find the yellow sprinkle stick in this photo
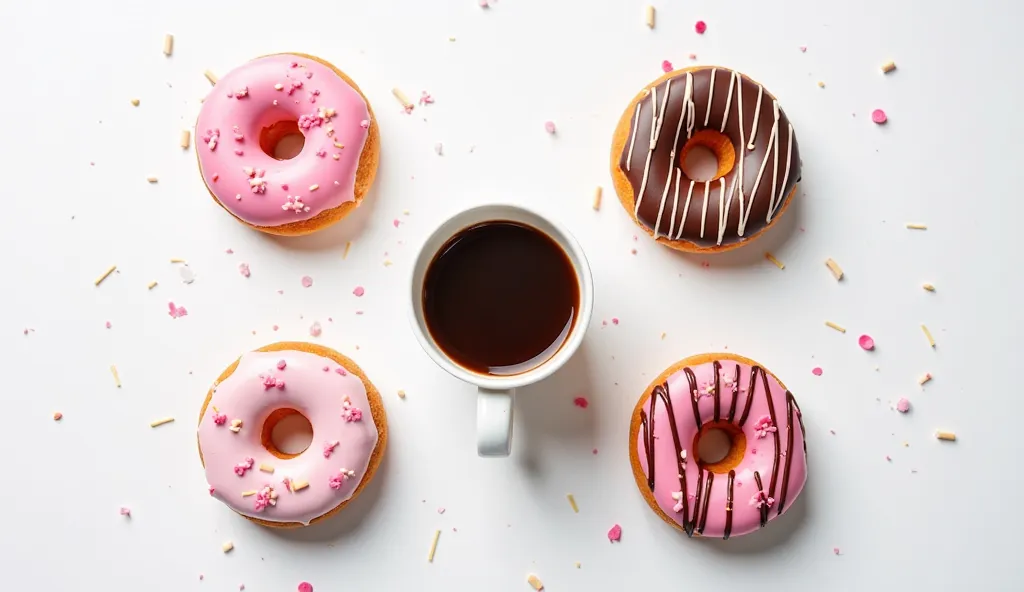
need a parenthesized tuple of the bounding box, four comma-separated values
(343, 241, 352, 259)
(644, 5, 656, 28)
(392, 88, 414, 109)
(567, 494, 579, 513)
(922, 283, 936, 292)
(592, 186, 603, 211)
(147, 281, 158, 290)
(427, 530, 441, 563)
(221, 541, 234, 553)
(150, 417, 175, 428)
(292, 480, 309, 492)
(936, 431, 957, 441)
(204, 70, 219, 85)
(179, 130, 191, 149)
(169, 258, 187, 263)
(906, 223, 928, 230)
(825, 258, 844, 280)
(162, 34, 174, 56)
(921, 324, 936, 348)
(765, 252, 785, 270)
(881, 60, 897, 73)
(241, 490, 257, 497)
(259, 464, 275, 473)
(131, 98, 140, 107)
(528, 574, 545, 591)
(918, 372, 933, 386)
(95, 265, 117, 286)
(146, 176, 158, 183)
(825, 321, 847, 333)
(110, 365, 122, 387)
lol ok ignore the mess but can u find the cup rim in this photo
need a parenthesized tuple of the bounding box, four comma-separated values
(408, 203, 594, 391)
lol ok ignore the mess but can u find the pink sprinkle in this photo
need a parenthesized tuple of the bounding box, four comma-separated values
(750, 490, 775, 509)
(419, 91, 434, 105)
(335, 367, 348, 376)
(689, 53, 698, 60)
(167, 301, 188, 319)
(309, 321, 322, 337)
(812, 367, 823, 376)
(611, 318, 620, 325)
(479, 0, 489, 7)
(896, 398, 911, 413)
(833, 547, 841, 555)
(105, 321, 112, 329)
(694, 20, 707, 34)
(799, 45, 808, 52)
(573, 396, 589, 409)
(607, 524, 622, 542)
(341, 399, 363, 422)
(322, 366, 329, 372)
(234, 457, 254, 476)
(353, 286, 366, 297)
(209, 485, 215, 495)
(119, 507, 131, 517)
(323, 440, 340, 458)
(592, 448, 598, 454)
(858, 334, 875, 351)
(315, 149, 326, 157)
(438, 507, 446, 514)
(301, 275, 313, 288)
(544, 121, 556, 134)
(661, 60, 673, 72)
(752, 415, 777, 439)
(298, 583, 313, 592)
(276, 359, 287, 370)
(261, 374, 282, 390)
(211, 173, 219, 182)
(212, 412, 227, 425)
(359, 119, 370, 129)
(871, 109, 888, 124)
(226, 248, 234, 254)
(234, 149, 244, 156)
(393, 218, 401, 228)
(305, 71, 313, 79)
(239, 263, 251, 278)
(272, 324, 280, 331)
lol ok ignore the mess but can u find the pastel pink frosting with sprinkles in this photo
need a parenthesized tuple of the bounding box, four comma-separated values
(198, 350, 378, 525)
(195, 54, 370, 228)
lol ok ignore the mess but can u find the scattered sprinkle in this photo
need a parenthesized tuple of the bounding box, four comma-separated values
(353, 286, 365, 297)
(238, 263, 250, 278)
(881, 60, 897, 74)
(398, 389, 407, 399)
(528, 574, 545, 591)
(834, 547, 841, 555)
(53, 412, 63, 421)
(825, 258, 844, 280)
(644, 5, 655, 28)
(428, 530, 441, 562)
(437, 507, 445, 514)
(309, 321, 322, 337)
(906, 223, 927, 230)
(921, 324, 936, 348)
(858, 334, 875, 351)
(611, 317, 620, 325)
(922, 283, 936, 292)
(825, 321, 847, 333)
(660, 332, 666, 339)
(147, 281, 158, 290)
(392, 88, 414, 113)
(150, 417, 175, 428)
(298, 583, 313, 592)
(607, 524, 622, 542)
(573, 396, 589, 408)
(918, 372, 933, 386)
(592, 186, 603, 210)
(661, 60, 673, 73)
(301, 275, 313, 288)
(180, 130, 191, 149)
(896, 398, 910, 413)
(222, 541, 234, 553)
(292, 480, 309, 492)
(544, 121, 556, 134)
(105, 321, 112, 329)
(871, 109, 888, 124)
(131, 98, 141, 107)
(694, 20, 707, 34)
(259, 463, 275, 473)
(811, 367, 823, 376)
(120, 507, 131, 517)
(204, 70, 218, 85)
(162, 34, 174, 56)
(936, 431, 957, 442)
(168, 301, 188, 319)
(343, 241, 352, 259)
(111, 364, 122, 388)
(170, 258, 187, 263)
(95, 265, 117, 286)
(817, 81, 826, 88)
(765, 252, 785, 269)
(799, 45, 807, 52)
(419, 91, 434, 105)
(567, 494, 579, 513)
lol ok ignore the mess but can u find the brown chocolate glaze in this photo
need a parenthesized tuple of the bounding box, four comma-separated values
(639, 361, 803, 539)
(618, 67, 801, 247)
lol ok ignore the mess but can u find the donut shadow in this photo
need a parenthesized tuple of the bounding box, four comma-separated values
(668, 190, 805, 269)
(261, 449, 391, 543)
(701, 486, 810, 554)
(514, 343, 597, 476)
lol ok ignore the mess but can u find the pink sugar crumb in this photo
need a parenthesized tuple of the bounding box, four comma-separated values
(167, 301, 188, 319)
(393, 218, 401, 228)
(323, 440, 340, 458)
(573, 396, 589, 409)
(419, 91, 435, 105)
(695, 20, 707, 34)
(799, 45, 808, 52)
(208, 485, 215, 495)
(812, 367, 823, 376)
(353, 286, 365, 297)
(871, 109, 888, 124)
(611, 318, 620, 325)
(607, 524, 622, 542)
(341, 399, 363, 422)
(544, 121, 557, 134)
(858, 334, 876, 351)
(438, 507, 446, 514)
(593, 448, 598, 454)
(212, 412, 227, 425)
(298, 583, 313, 592)
(301, 275, 313, 288)
(277, 359, 287, 370)
(309, 321, 322, 337)
(661, 60, 673, 72)
(753, 415, 777, 439)
(119, 507, 131, 517)
(896, 398, 911, 413)
(239, 263, 251, 278)
(335, 367, 348, 376)
(834, 547, 841, 555)
(105, 321, 112, 329)
(322, 366, 329, 372)
(360, 119, 370, 129)
(234, 457, 254, 476)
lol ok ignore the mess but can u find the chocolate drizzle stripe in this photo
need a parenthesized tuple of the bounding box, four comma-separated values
(652, 74, 692, 239)
(633, 81, 672, 218)
(753, 471, 768, 527)
(712, 360, 722, 422)
(724, 470, 735, 540)
(727, 363, 739, 422)
(763, 368, 782, 501)
(697, 471, 714, 535)
(737, 365, 763, 427)
(692, 468, 704, 534)
(639, 382, 692, 534)
(777, 391, 797, 515)
(684, 367, 701, 430)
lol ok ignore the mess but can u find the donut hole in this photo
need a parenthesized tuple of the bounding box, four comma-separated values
(261, 408, 313, 459)
(693, 421, 747, 474)
(259, 120, 305, 160)
(680, 130, 736, 182)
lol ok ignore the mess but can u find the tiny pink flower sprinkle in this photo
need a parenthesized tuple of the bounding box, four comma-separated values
(607, 524, 622, 542)
(212, 412, 227, 425)
(322, 366, 329, 372)
(301, 275, 313, 288)
(858, 334, 875, 350)
(573, 396, 589, 409)
(661, 60, 673, 72)
(335, 367, 348, 376)
(752, 415, 777, 439)
(341, 400, 363, 423)
(750, 491, 775, 509)
(276, 360, 287, 370)
(694, 20, 707, 34)
(208, 485, 215, 495)
(419, 91, 434, 105)
(316, 149, 326, 157)
(812, 367, 823, 376)
(298, 583, 313, 592)
(273, 324, 280, 331)
(871, 109, 888, 124)
(353, 286, 365, 297)
(360, 119, 370, 129)
(105, 321, 112, 329)
(393, 218, 401, 228)
(120, 507, 131, 517)
(323, 440, 340, 458)
(896, 398, 911, 413)
(544, 120, 556, 134)
(611, 318, 620, 325)
(239, 263, 251, 277)
(309, 321, 322, 337)
(234, 457, 254, 476)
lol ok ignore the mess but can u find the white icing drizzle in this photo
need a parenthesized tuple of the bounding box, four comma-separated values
(626, 103, 641, 171)
(703, 68, 717, 126)
(768, 123, 795, 222)
(676, 180, 696, 240)
(732, 74, 747, 234)
(653, 75, 692, 239)
(633, 85, 661, 216)
(715, 178, 729, 245)
(684, 73, 696, 139)
(746, 85, 764, 150)
(739, 100, 780, 235)
(668, 168, 682, 238)
(699, 181, 711, 238)
(720, 70, 738, 133)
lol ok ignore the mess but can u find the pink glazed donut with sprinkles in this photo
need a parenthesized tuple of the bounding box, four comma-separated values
(198, 342, 387, 528)
(629, 352, 807, 539)
(195, 53, 379, 236)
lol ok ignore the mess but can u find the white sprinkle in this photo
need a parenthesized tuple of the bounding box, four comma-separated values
(162, 34, 174, 56)
(309, 184, 319, 191)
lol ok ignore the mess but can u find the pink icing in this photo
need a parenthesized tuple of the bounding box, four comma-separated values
(636, 358, 807, 538)
(198, 350, 379, 525)
(195, 55, 369, 228)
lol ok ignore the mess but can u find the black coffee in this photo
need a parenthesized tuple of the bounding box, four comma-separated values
(423, 221, 579, 376)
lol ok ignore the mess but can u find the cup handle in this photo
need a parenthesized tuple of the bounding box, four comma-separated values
(477, 387, 514, 457)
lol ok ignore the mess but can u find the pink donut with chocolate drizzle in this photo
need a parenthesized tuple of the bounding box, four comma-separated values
(629, 353, 807, 538)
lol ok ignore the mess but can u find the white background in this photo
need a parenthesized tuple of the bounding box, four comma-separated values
(1, 0, 1020, 590)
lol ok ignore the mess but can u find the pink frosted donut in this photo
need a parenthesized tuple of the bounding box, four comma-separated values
(198, 343, 387, 528)
(195, 53, 379, 236)
(629, 353, 807, 539)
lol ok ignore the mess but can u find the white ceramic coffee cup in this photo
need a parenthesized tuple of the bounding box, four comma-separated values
(409, 204, 594, 457)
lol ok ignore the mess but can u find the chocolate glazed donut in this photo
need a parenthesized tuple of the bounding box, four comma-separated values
(611, 67, 801, 251)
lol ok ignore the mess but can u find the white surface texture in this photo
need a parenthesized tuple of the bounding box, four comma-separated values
(1, 0, 1020, 590)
